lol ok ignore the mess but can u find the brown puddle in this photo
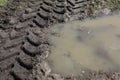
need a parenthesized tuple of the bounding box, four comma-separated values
(47, 14, 120, 76)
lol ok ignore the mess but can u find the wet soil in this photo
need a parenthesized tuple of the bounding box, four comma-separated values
(0, 0, 120, 80)
(47, 14, 120, 77)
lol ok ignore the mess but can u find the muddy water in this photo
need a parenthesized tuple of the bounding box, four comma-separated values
(47, 14, 120, 76)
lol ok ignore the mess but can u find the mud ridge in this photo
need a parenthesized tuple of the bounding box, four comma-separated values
(0, 0, 120, 80)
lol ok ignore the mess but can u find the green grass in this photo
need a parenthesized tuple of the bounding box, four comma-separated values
(86, 0, 120, 15)
(0, 0, 8, 12)
(0, 0, 7, 6)
(106, 0, 120, 9)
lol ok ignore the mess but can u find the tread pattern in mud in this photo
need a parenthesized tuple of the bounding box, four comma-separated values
(0, 0, 46, 80)
(0, 0, 104, 80)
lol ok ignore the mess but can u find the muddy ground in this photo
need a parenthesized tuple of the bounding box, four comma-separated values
(0, 0, 120, 80)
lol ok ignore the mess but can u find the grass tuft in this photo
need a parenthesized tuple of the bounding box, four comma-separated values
(106, 0, 120, 9)
(0, 0, 7, 6)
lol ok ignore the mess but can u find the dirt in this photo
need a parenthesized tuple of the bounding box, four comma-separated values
(0, 0, 120, 80)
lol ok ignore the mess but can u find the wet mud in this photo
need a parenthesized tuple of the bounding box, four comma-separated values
(1, 0, 120, 80)
(48, 13, 120, 76)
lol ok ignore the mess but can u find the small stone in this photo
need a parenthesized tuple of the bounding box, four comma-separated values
(51, 74, 64, 80)
(41, 51, 49, 59)
(81, 71, 85, 74)
(39, 44, 50, 53)
(102, 8, 111, 15)
(40, 61, 51, 77)
(32, 28, 43, 37)
(25, 8, 32, 14)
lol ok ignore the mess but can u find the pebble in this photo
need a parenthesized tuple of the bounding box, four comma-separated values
(102, 8, 111, 15)
(40, 61, 51, 77)
(50, 74, 64, 80)
(25, 8, 32, 14)
(40, 51, 49, 59)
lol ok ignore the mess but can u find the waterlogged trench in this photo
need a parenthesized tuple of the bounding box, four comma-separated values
(47, 14, 120, 76)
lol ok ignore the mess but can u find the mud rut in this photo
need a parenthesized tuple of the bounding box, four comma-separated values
(0, 0, 120, 80)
